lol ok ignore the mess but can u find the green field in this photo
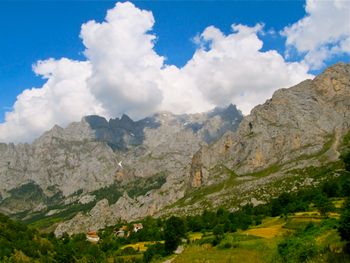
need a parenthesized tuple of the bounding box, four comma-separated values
(171, 210, 349, 263)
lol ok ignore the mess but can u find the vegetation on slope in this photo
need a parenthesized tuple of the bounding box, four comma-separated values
(0, 156, 349, 262)
(0, 133, 349, 262)
(6, 172, 167, 232)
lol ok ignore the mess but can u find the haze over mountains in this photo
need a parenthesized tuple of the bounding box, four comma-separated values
(0, 63, 349, 237)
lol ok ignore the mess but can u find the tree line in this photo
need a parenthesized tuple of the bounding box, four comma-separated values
(0, 151, 349, 262)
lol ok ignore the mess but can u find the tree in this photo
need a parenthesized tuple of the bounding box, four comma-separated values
(314, 193, 334, 216)
(186, 215, 203, 232)
(202, 210, 217, 229)
(212, 224, 224, 245)
(278, 237, 317, 262)
(143, 243, 166, 263)
(164, 217, 185, 253)
(322, 181, 340, 197)
(339, 199, 350, 253)
(341, 151, 350, 172)
(132, 216, 162, 242)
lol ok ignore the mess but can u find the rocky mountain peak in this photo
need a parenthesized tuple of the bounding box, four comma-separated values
(191, 62, 350, 180)
(0, 103, 243, 224)
(312, 62, 350, 98)
(84, 115, 109, 129)
(55, 61, 350, 234)
(1, 63, 348, 238)
(209, 103, 243, 121)
(120, 113, 132, 122)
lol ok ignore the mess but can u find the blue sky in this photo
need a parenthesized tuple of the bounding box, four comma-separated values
(0, 1, 306, 122)
(0, 0, 349, 142)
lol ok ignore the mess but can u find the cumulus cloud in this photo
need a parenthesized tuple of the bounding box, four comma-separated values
(81, 2, 164, 118)
(180, 24, 311, 114)
(0, 1, 312, 143)
(0, 59, 105, 143)
(282, 0, 350, 69)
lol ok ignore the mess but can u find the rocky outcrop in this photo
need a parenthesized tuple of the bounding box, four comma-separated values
(2, 63, 349, 237)
(155, 62, 350, 218)
(0, 104, 242, 220)
(56, 63, 350, 236)
(0, 118, 118, 198)
(191, 63, 350, 183)
(54, 173, 188, 237)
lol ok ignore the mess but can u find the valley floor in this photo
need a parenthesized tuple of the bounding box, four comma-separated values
(168, 207, 349, 263)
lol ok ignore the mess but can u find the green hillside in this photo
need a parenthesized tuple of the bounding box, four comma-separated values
(1, 156, 350, 262)
(1, 133, 349, 262)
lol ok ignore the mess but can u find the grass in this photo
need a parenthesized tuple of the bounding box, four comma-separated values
(171, 210, 346, 263)
(186, 184, 223, 205)
(167, 131, 347, 215)
(287, 161, 343, 179)
(168, 165, 241, 209)
(292, 211, 340, 219)
(333, 198, 346, 209)
(176, 231, 278, 263)
(292, 133, 336, 163)
(112, 254, 143, 262)
(168, 160, 342, 215)
(168, 180, 224, 209)
(28, 217, 64, 232)
(173, 217, 283, 262)
(13, 171, 168, 230)
(257, 217, 285, 228)
(173, 244, 269, 263)
(25, 201, 96, 229)
(293, 211, 322, 217)
(122, 241, 164, 252)
(244, 163, 281, 178)
(315, 229, 344, 253)
(188, 232, 203, 242)
(243, 224, 286, 239)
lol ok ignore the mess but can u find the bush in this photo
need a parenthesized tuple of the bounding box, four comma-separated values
(120, 247, 138, 256)
(278, 237, 318, 262)
(217, 241, 238, 249)
(164, 216, 186, 253)
(339, 199, 350, 253)
(341, 151, 350, 172)
(143, 243, 166, 263)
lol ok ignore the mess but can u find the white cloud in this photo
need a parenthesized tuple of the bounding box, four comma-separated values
(81, 2, 164, 119)
(0, 1, 312, 143)
(0, 59, 105, 143)
(181, 24, 312, 114)
(282, 0, 350, 69)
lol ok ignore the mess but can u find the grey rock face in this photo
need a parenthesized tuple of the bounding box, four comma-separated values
(155, 63, 350, 219)
(83, 114, 161, 151)
(55, 63, 350, 236)
(191, 62, 350, 185)
(0, 104, 242, 225)
(3, 63, 349, 237)
(0, 119, 118, 199)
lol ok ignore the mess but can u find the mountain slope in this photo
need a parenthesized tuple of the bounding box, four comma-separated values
(54, 63, 350, 236)
(161, 62, 350, 216)
(0, 105, 243, 222)
(193, 62, 349, 177)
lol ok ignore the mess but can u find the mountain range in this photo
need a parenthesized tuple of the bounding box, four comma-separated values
(0, 62, 349, 237)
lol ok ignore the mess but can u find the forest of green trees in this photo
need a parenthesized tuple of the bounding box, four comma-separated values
(0, 152, 349, 262)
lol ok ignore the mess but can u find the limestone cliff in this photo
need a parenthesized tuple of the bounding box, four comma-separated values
(1, 63, 349, 237)
(191, 62, 350, 180)
(55, 63, 350, 236)
(0, 105, 242, 220)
